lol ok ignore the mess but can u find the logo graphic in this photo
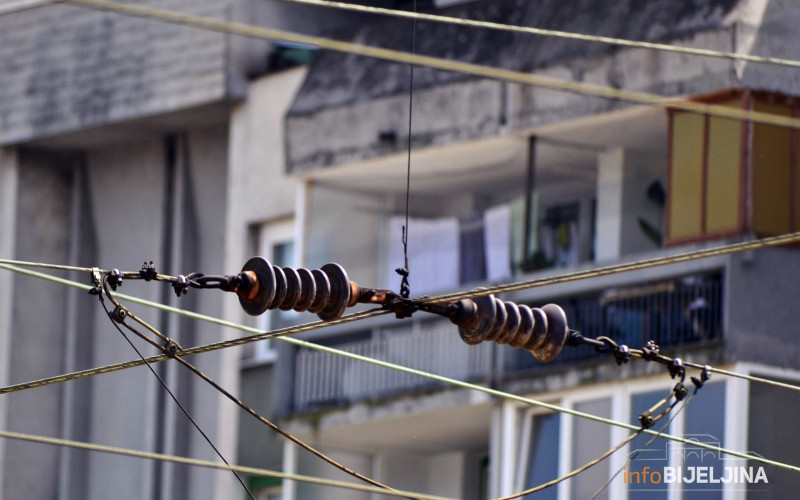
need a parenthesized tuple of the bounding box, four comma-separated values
(623, 434, 768, 491)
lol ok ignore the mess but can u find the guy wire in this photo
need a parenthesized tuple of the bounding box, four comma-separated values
(97, 289, 255, 500)
(0, 429, 456, 500)
(59, 0, 800, 131)
(273, 0, 800, 71)
(101, 285, 399, 495)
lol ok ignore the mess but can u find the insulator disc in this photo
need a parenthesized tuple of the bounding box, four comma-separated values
(238, 257, 276, 316)
(532, 304, 569, 362)
(509, 304, 534, 348)
(294, 268, 316, 312)
(458, 294, 495, 345)
(279, 267, 302, 311)
(269, 265, 288, 310)
(318, 263, 351, 321)
(308, 269, 331, 314)
(496, 301, 521, 345)
(524, 307, 548, 350)
(485, 297, 508, 341)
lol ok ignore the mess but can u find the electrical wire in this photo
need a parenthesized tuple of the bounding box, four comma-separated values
(100, 283, 400, 496)
(2, 272, 798, 476)
(4, 229, 800, 399)
(428, 231, 800, 303)
(8, 0, 800, 72)
(97, 292, 255, 500)
(3, 233, 800, 469)
(590, 391, 695, 499)
(272, 0, 800, 71)
(58, 0, 800, 131)
(0, 428, 457, 500)
(0, 258, 99, 273)
(397, 0, 416, 299)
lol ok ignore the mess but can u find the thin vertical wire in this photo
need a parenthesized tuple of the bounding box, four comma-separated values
(397, 0, 417, 299)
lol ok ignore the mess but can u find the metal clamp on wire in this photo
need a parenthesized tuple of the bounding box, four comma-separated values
(641, 340, 660, 361)
(163, 339, 182, 358)
(110, 305, 127, 323)
(691, 365, 711, 391)
(668, 358, 686, 381)
(172, 275, 190, 297)
(140, 261, 158, 281)
(107, 269, 123, 291)
(88, 267, 103, 295)
(613, 344, 631, 365)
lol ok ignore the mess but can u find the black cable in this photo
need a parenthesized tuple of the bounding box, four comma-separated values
(590, 392, 695, 499)
(396, 0, 416, 300)
(97, 295, 256, 500)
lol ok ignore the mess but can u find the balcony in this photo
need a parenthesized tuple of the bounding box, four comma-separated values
(293, 272, 723, 413)
(506, 272, 723, 373)
(294, 321, 493, 412)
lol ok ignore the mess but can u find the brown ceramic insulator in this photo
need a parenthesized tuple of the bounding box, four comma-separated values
(523, 307, 549, 351)
(293, 268, 316, 312)
(484, 297, 508, 341)
(308, 269, 331, 314)
(317, 263, 351, 321)
(279, 267, 302, 311)
(508, 304, 534, 348)
(495, 301, 521, 345)
(268, 265, 288, 310)
(531, 304, 569, 362)
(237, 257, 276, 316)
(458, 294, 495, 345)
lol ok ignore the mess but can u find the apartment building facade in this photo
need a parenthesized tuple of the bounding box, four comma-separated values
(240, 1, 800, 498)
(2, 0, 800, 499)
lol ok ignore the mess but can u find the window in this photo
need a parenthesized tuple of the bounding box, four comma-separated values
(519, 411, 560, 500)
(253, 218, 296, 363)
(510, 382, 730, 499)
(572, 398, 612, 499)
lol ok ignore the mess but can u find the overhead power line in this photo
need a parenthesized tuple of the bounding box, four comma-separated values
(2, 264, 799, 473)
(59, 0, 800, 131)
(0, 0, 53, 15)
(4, 231, 800, 394)
(0, 429, 457, 500)
(275, 0, 800, 70)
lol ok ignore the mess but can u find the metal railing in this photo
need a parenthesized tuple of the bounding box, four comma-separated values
(506, 272, 724, 373)
(294, 320, 493, 412)
(294, 272, 723, 410)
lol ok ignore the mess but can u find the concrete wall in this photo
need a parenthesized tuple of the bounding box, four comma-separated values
(0, 120, 235, 500)
(0, 147, 18, 499)
(0, 0, 231, 145)
(286, 27, 736, 173)
(306, 185, 381, 287)
(226, 67, 308, 477)
(726, 247, 800, 370)
(3, 149, 74, 499)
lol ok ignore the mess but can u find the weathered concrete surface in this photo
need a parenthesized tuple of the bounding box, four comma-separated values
(286, 0, 743, 173)
(0, 1, 230, 146)
(5, 150, 74, 500)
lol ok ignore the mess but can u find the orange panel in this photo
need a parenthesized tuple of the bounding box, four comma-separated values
(668, 112, 704, 240)
(706, 99, 742, 234)
(752, 100, 793, 235)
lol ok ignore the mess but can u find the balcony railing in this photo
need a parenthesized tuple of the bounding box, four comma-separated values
(506, 272, 724, 373)
(293, 273, 723, 411)
(294, 321, 493, 412)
